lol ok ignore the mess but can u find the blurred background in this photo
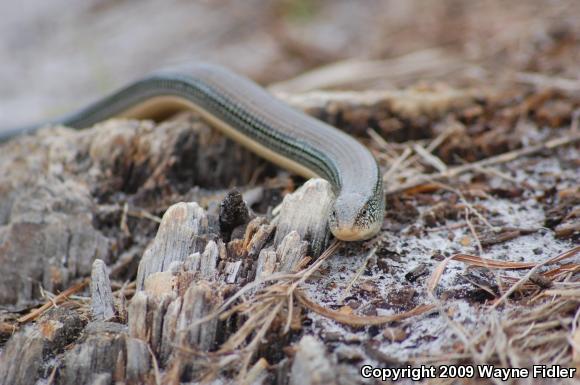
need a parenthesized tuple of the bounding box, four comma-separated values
(1, 0, 579, 128)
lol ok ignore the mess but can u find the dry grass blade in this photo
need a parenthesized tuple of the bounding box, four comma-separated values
(17, 279, 89, 324)
(383, 147, 412, 182)
(367, 127, 398, 160)
(544, 264, 580, 278)
(515, 72, 580, 92)
(423, 295, 580, 373)
(242, 358, 269, 385)
(339, 246, 376, 303)
(296, 291, 435, 326)
(269, 48, 462, 92)
(543, 246, 580, 265)
(386, 132, 580, 195)
(541, 289, 580, 297)
(413, 143, 448, 172)
(436, 181, 497, 230)
(447, 254, 537, 269)
(218, 300, 276, 352)
(465, 208, 484, 255)
(428, 246, 580, 294)
(179, 241, 342, 380)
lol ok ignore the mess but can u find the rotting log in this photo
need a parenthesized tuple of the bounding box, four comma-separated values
(0, 112, 274, 305)
(0, 134, 342, 384)
(0, 87, 515, 385)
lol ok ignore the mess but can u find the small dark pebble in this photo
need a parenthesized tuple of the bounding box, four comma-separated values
(376, 258, 390, 273)
(323, 331, 343, 342)
(345, 299, 361, 310)
(368, 325, 381, 337)
(375, 244, 402, 262)
(431, 252, 445, 261)
(405, 264, 429, 282)
(386, 288, 416, 310)
(334, 345, 364, 363)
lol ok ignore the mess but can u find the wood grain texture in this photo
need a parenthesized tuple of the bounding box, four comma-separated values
(90, 259, 115, 321)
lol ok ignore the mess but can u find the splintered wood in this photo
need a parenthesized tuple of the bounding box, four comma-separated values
(0, 79, 578, 385)
(122, 180, 333, 383)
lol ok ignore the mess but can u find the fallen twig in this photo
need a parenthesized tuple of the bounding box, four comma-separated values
(297, 291, 435, 327)
(17, 279, 90, 324)
(427, 246, 580, 295)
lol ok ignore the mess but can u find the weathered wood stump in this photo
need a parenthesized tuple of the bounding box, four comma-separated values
(0, 182, 333, 384)
(0, 88, 497, 385)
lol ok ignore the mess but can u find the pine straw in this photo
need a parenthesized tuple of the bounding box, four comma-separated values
(427, 247, 580, 293)
(179, 240, 434, 382)
(383, 130, 580, 195)
(418, 295, 580, 385)
(187, 243, 580, 383)
(420, 247, 580, 384)
(372, 118, 580, 379)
